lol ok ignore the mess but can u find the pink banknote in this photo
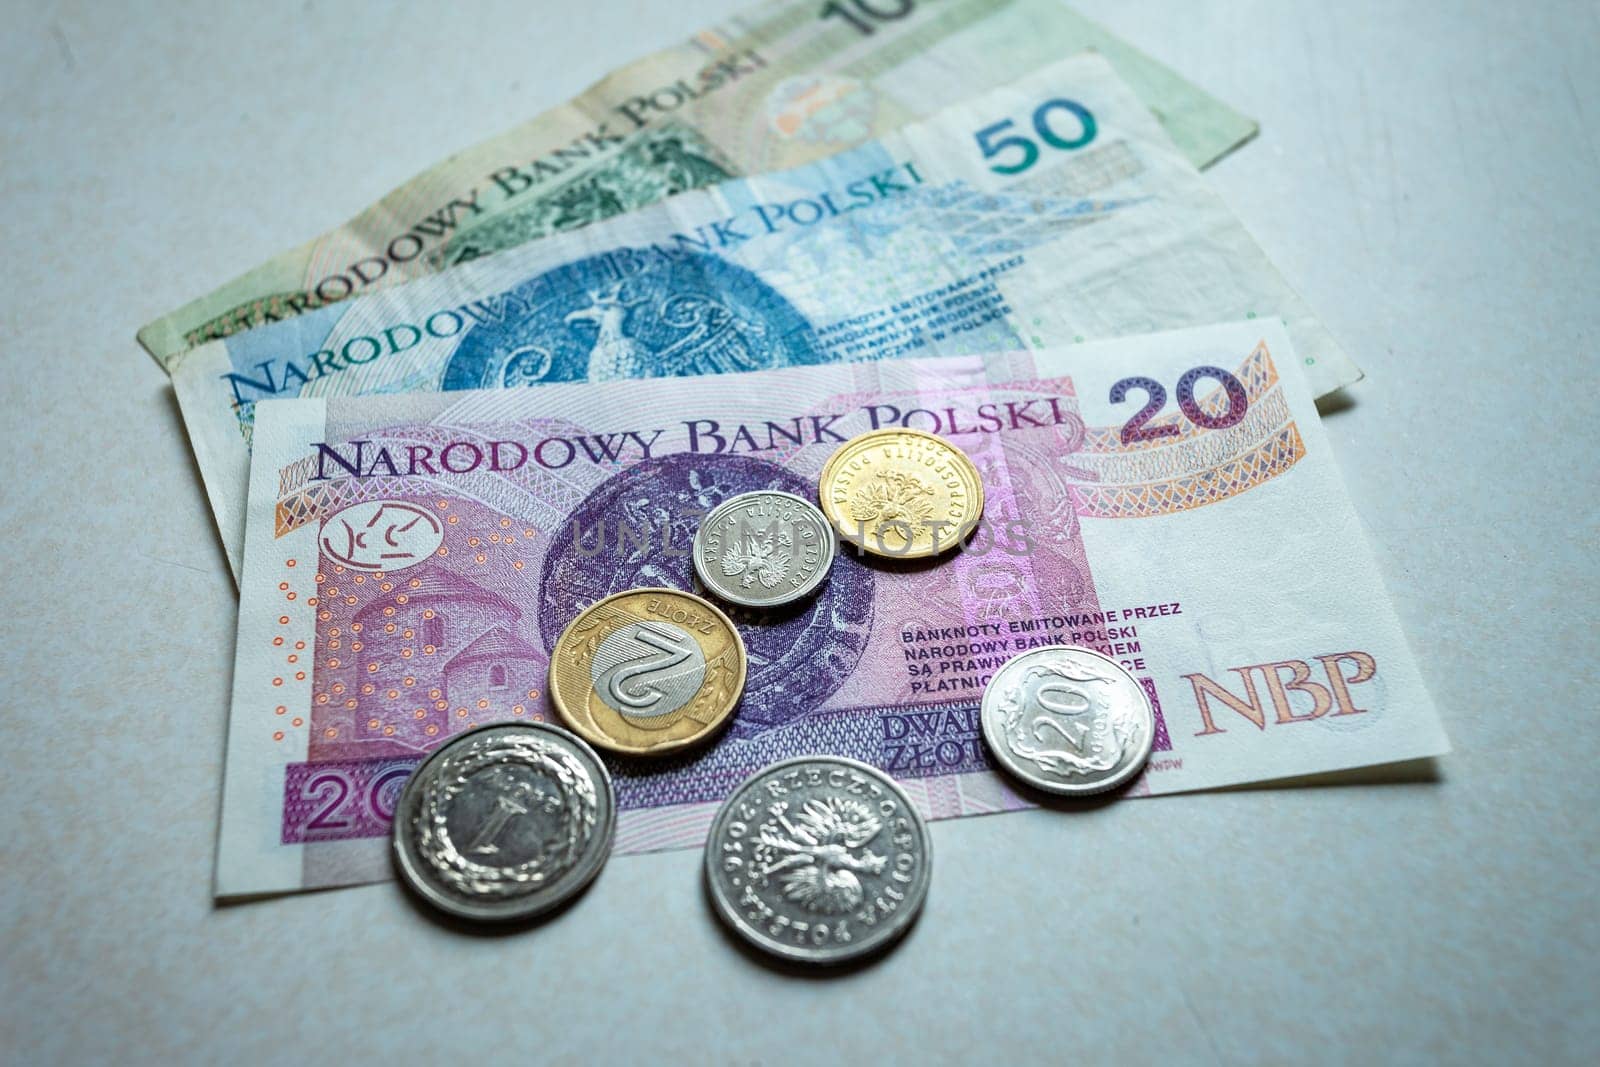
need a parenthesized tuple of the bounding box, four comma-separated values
(216, 321, 1445, 898)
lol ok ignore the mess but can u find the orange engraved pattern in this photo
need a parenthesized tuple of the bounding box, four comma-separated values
(1071, 424, 1306, 519)
(275, 476, 417, 538)
(1076, 387, 1291, 487)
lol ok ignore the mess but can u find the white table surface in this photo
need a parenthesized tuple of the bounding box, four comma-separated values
(2, 1, 1595, 1062)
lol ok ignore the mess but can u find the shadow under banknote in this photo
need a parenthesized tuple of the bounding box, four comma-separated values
(159, 383, 235, 585)
(1213, 756, 1443, 794)
(1315, 388, 1359, 419)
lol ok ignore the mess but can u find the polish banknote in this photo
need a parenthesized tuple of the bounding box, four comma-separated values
(175, 55, 1355, 581)
(217, 320, 1445, 899)
(139, 0, 1257, 367)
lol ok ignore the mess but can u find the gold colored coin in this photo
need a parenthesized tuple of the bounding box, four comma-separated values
(818, 428, 985, 559)
(548, 588, 747, 756)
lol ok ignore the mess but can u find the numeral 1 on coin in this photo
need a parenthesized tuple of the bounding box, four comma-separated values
(469, 786, 531, 855)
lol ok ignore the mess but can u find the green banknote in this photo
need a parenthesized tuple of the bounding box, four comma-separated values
(138, 0, 1255, 367)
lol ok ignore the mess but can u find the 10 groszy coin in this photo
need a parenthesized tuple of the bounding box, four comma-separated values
(692, 490, 836, 609)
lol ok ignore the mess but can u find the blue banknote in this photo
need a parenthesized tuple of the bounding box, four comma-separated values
(173, 55, 1359, 578)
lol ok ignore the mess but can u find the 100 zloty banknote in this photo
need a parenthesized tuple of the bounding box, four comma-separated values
(139, 0, 1256, 365)
(217, 321, 1441, 899)
(175, 55, 1354, 580)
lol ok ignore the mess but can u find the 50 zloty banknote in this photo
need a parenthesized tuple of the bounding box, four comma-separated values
(139, 0, 1256, 365)
(218, 320, 1443, 899)
(176, 55, 1355, 580)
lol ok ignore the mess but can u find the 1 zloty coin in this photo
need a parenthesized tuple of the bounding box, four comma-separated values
(391, 721, 616, 922)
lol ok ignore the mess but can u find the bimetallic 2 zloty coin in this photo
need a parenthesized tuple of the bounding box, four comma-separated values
(980, 646, 1156, 796)
(705, 756, 932, 965)
(817, 428, 984, 559)
(392, 722, 616, 922)
(549, 588, 747, 755)
(692, 490, 837, 609)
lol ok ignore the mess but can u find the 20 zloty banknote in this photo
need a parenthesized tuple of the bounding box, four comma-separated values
(139, 0, 1256, 365)
(217, 320, 1444, 899)
(176, 55, 1355, 580)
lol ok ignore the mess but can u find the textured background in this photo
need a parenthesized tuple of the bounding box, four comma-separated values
(1, 1, 1595, 1062)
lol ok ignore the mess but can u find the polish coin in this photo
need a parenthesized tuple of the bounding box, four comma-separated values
(392, 722, 616, 922)
(818, 428, 984, 559)
(692, 490, 837, 609)
(980, 646, 1156, 796)
(549, 588, 747, 755)
(705, 756, 932, 965)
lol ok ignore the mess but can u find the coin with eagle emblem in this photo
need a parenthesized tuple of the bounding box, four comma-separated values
(817, 428, 984, 559)
(705, 755, 931, 964)
(549, 588, 747, 755)
(692, 490, 837, 609)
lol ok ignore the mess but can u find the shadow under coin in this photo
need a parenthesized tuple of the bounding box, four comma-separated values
(717, 589, 818, 628)
(997, 769, 1149, 815)
(835, 538, 965, 575)
(698, 866, 926, 979)
(391, 853, 606, 937)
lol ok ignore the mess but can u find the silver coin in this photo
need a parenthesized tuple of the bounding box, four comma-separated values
(705, 755, 931, 965)
(692, 490, 837, 609)
(392, 721, 616, 921)
(980, 646, 1156, 796)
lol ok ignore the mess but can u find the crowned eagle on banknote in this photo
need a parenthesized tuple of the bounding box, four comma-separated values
(757, 797, 888, 914)
(564, 280, 773, 383)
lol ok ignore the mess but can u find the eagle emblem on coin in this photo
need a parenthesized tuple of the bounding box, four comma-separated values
(755, 796, 888, 914)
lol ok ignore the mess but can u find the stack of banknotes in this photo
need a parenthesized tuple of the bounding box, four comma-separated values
(141, 0, 1448, 912)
